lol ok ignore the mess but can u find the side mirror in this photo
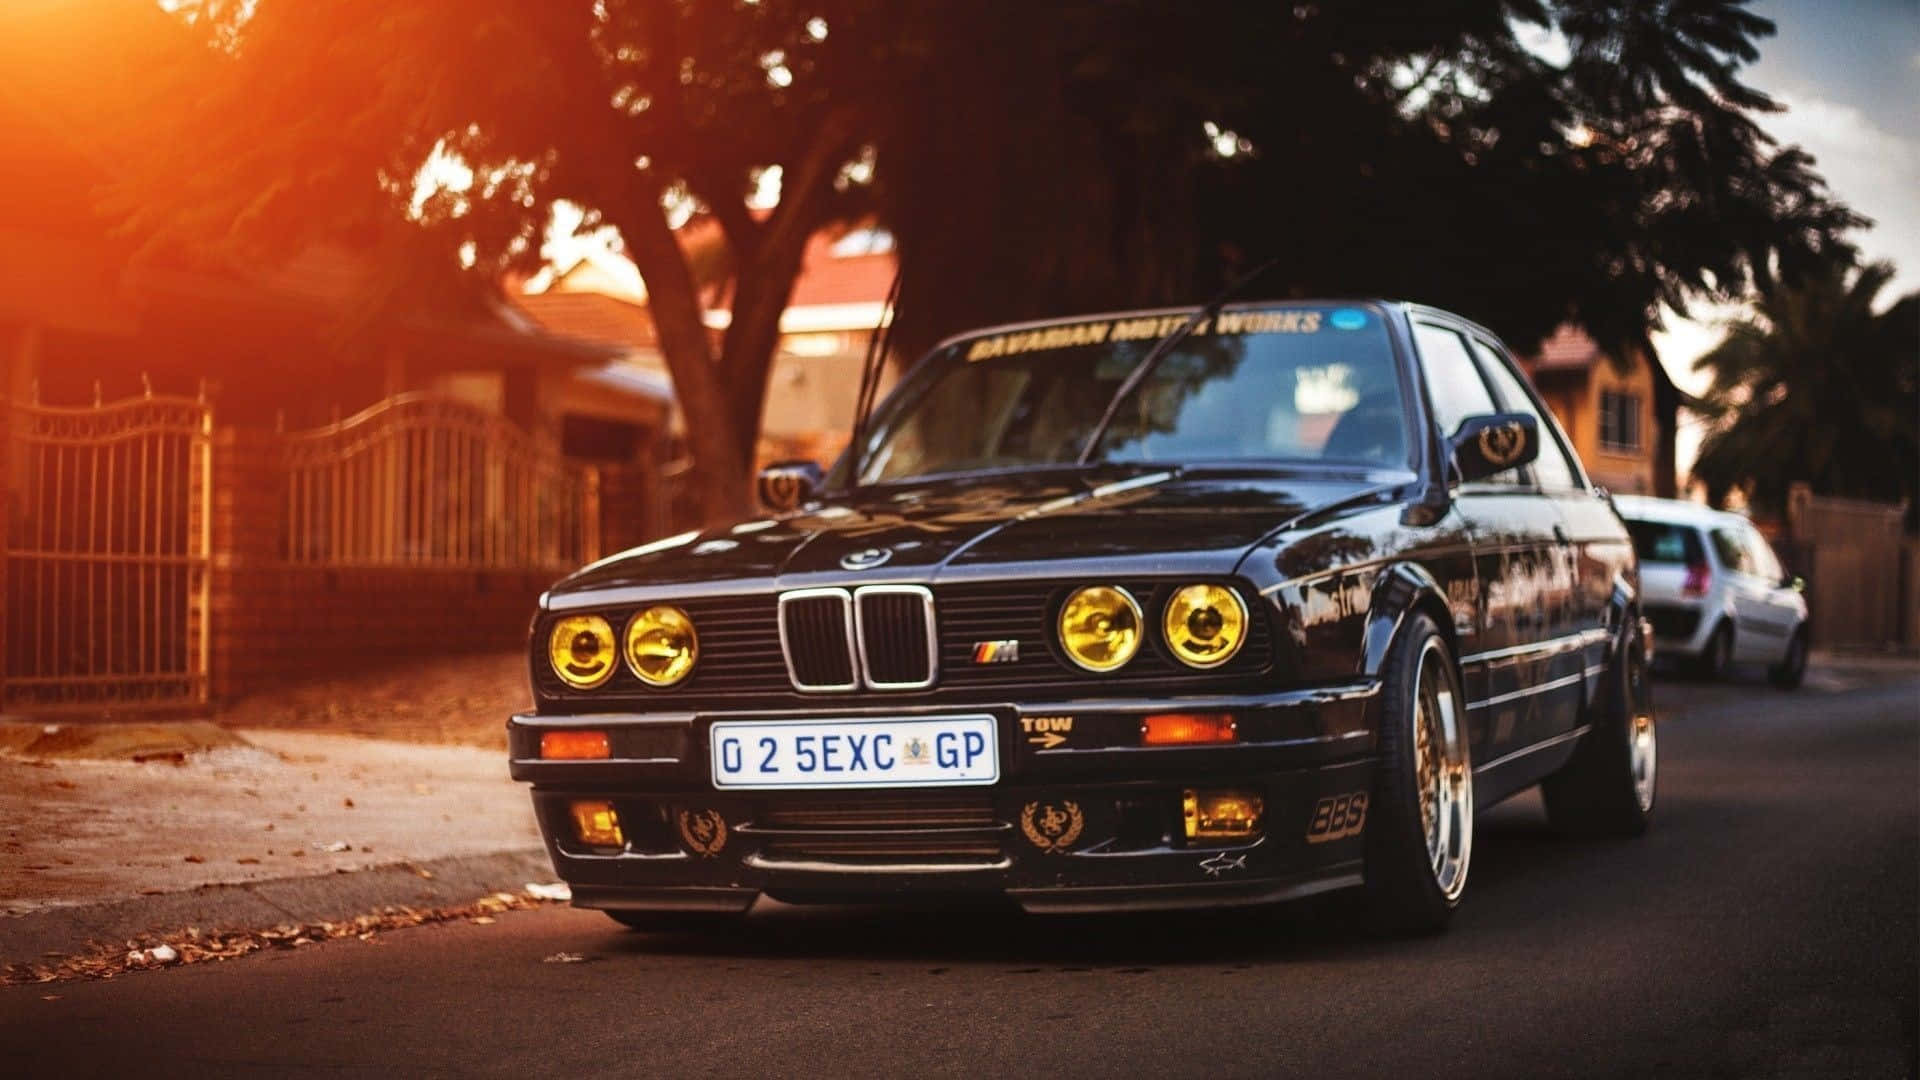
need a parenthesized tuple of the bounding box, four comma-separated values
(1450, 413, 1540, 483)
(756, 460, 824, 512)
(1783, 574, 1806, 592)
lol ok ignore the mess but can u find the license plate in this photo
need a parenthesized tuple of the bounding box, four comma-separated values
(709, 715, 999, 791)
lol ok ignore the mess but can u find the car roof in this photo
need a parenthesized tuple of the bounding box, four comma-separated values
(1612, 494, 1749, 530)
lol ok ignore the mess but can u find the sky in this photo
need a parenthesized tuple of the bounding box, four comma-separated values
(1652, 0, 1920, 399)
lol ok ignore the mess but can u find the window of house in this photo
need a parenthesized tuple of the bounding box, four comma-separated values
(1599, 390, 1642, 453)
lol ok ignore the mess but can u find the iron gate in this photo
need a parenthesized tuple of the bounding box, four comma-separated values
(3, 393, 211, 711)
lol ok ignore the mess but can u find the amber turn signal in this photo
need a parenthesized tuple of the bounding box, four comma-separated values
(569, 800, 625, 848)
(1140, 712, 1237, 746)
(540, 730, 611, 760)
(1183, 789, 1265, 840)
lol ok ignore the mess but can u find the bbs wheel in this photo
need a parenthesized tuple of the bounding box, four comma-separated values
(1363, 613, 1473, 935)
(1543, 619, 1656, 837)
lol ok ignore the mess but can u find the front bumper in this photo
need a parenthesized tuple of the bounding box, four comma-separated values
(509, 684, 1378, 914)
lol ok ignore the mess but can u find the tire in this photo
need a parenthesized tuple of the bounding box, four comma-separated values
(1695, 620, 1734, 680)
(1768, 626, 1809, 690)
(1363, 612, 1473, 935)
(604, 909, 742, 934)
(1542, 619, 1656, 837)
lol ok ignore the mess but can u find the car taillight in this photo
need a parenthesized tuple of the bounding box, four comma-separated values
(1682, 563, 1710, 598)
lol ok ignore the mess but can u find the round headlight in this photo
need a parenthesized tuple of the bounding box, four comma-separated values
(624, 605, 698, 687)
(1057, 585, 1143, 672)
(1163, 583, 1248, 669)
(548, 614, 616, 689)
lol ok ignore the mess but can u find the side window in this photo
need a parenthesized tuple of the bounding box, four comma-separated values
(1469, 338, 1582, 491)
(1742, 524, 1784, 582)
(1414, 323, 1517, 485)
(1710, 528, 1751, 575)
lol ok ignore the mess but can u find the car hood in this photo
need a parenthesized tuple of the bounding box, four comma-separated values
(547, 468, 1395, 603)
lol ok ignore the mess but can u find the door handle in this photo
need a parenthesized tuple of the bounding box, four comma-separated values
(1552, 524, 1571, 546)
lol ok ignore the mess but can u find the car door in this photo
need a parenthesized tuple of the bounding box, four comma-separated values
(1411, 320, 1570, 768)
(1735, 521, 1800, 661)
(1465, 335, 1594, 746)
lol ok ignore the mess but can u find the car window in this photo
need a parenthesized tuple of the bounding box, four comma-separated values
(1468, 338, 1582, 491)
(1741, 524, 1784, 581)
(1413, 323, 1519, 485)
(1709, 528, 1751, 574)
(1626, 519, 1705, 565)
(850, 305, 1411, 483)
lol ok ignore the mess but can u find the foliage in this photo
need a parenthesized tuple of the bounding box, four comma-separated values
(1691, 263, 1918, 525)
(879, 0, 1863, 361)
(123, 0, 1862, 525)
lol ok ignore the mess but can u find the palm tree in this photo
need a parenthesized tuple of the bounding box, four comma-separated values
(1691, 261, 1918, 526)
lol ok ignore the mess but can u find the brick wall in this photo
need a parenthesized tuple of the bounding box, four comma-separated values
(207, 426, 554, 701)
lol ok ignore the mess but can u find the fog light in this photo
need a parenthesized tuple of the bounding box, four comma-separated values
(1141, 712, 1237, 746)
(1183, 789, 1264, 840)
(569, 800, 625, 848)
(540, 730, 610, 760)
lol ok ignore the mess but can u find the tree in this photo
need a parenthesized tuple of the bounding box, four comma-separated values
(879, 0, 1864, 364)
(1691, 262, 1918, 524)
(124, 0, 906, 525)
(123, 0, 1860, 526)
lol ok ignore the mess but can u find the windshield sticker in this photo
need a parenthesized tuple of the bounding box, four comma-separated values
(964, 308, 1329, 361)
(1330, 308, 1368, 330)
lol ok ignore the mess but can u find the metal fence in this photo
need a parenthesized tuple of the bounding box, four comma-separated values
(281, 394, 599, 570)
(3, 393, 212, 711)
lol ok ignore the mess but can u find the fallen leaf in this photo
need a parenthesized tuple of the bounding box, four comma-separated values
(471, 916, 496, 925)
(183, 855, 205, 864)
(543, 952, 593, 964)
(342, 798, 355, 809)
(236, 857, 260, 865)
(525, 882, 571, 902)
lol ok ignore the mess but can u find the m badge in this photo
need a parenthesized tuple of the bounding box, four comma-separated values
(972, 639, 1020, 664)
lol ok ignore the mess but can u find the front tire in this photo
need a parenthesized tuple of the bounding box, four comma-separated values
(1363, 613, 1473, 935)
(1768, 626, 1809, 690)
(1543, 620, 1656, 837)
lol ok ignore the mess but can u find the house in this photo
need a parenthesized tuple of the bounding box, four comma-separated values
(514, 221, 899, 470)
(1520, 325, 1681, 498)
(0, 0, 666, 715)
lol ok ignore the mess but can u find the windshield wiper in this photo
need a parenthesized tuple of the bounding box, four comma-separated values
(1074, 257, 1282, 465)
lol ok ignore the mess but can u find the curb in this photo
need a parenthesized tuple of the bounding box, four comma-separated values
(1, 848, 554, 970)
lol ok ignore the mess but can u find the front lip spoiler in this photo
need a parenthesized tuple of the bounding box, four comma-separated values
(563, 865, 1364, 916)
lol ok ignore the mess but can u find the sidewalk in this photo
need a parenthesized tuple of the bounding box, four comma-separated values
(1, 651, 550, 980)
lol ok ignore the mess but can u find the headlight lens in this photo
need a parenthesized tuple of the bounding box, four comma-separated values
(1057, 585, 1142, 672)
(548, 614, 617, 689)
(1163, 583, 1248, 669)
(624, 605, 698, 687)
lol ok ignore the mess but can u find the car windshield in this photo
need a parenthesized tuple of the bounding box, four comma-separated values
(844, 305, 1407, 485)
(1626, 519, 1705, 565)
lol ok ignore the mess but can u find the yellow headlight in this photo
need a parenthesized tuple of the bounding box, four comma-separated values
(1057, 585, 1142, 672)
(624, 605, 698, 687)
(548, 614, 617, 689)
(1163, 583, 1248, 669)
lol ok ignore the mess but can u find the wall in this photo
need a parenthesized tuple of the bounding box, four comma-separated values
(207, 426, 554, 701)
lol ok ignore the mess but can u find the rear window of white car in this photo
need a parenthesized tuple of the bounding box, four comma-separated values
(1626, 520, 1705, 565)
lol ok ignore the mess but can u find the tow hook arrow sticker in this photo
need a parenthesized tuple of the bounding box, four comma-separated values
(1027, 732, 1067, 750)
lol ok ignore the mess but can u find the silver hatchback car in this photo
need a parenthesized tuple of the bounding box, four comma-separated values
(1613, 495, 1809, 688)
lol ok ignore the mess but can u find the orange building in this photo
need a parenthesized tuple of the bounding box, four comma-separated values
(1520, 325, 1681, 498)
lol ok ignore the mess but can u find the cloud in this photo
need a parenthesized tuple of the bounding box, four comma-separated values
(1764, 90, 1920, 298)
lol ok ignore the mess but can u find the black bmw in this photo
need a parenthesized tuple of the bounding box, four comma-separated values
(508, 299, 1657, 934)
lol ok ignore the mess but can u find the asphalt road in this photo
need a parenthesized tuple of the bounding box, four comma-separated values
(5, 666, 1915, 1079)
